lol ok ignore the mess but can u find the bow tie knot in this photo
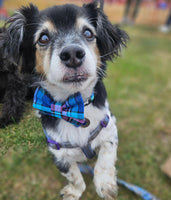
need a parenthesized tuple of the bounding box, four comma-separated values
(33, 87, 94, 127)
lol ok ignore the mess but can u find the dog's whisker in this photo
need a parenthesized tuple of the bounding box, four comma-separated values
(40, 72, 47, 81)
(25, 23, 42, 27)
(99, 49, 119, 59)
(96, 66, 106, 77)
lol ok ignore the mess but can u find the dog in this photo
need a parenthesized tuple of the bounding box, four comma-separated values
(0, 26, 36, 128)
(1, 0, 128, 199)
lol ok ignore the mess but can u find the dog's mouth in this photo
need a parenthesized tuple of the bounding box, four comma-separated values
(63, 72, 89, 83)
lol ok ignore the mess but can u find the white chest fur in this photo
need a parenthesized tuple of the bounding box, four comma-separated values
(46, 100, 118, 163)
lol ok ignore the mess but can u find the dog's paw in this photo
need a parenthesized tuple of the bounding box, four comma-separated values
(100, 183, 117, 200)
(94, 169, 117, 200)
(95, 182, 117, 200)
(60, 183, 85, 200)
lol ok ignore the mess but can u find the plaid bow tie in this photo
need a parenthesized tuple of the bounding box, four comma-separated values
(33, 87, 94, 127)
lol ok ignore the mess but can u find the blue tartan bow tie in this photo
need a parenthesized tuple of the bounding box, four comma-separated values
(33, 87, 94, 127)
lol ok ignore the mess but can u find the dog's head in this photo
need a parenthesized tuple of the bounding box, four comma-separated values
(0, 0, 128, 98)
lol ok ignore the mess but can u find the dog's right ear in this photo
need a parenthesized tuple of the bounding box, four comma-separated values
(92, 0, 104, 10)
(0, 4, 39, 65)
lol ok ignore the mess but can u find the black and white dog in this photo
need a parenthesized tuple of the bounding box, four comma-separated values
(1, 0, 128, 199)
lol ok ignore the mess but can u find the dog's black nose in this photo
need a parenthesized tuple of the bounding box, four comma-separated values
(60, 46, 85, 68)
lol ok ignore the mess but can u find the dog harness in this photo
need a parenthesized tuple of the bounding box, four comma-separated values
(43, 114, 109, 159)
(33, 87, 110, 159)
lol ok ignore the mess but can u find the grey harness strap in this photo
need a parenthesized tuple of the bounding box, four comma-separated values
(43, 115, 110, 159)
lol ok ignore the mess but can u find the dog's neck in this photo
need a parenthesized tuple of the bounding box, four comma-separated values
(40, 80, 96, 102)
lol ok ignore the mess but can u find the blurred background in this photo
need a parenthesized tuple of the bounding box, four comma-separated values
(0, 0, 171, 200)
(0, 0, 171, 26)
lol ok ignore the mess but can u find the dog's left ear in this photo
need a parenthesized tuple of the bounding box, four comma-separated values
(0, 4, 39, 69)
(84, 0, 128, 62)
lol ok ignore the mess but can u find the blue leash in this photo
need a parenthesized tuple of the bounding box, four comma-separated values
(78, 164, 161, 200)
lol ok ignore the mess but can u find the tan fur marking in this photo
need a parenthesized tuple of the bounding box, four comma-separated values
(43, 20, 56, 32)
(34, 20, 57, 43)
(43, 47, 51, 74)
(76, 17, 87, 30)
(95, 46, 101, 67)
(35, 46, 51, 75)
(76, 17, 96, 35)
(35, 49, 44, 74)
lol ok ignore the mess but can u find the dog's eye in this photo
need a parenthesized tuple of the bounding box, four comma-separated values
(38, 34, 50, 45)
(83, 29, 94, 41)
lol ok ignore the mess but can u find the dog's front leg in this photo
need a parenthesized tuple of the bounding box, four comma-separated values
(60, 162, 86, 200)
(94, 141, 118, 200)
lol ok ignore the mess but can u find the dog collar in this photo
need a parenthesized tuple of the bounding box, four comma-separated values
(43, 114, 110, 159)
(33, 87, 94, 127)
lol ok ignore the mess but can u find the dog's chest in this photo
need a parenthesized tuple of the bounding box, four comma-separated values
(45, 103, 108, 147)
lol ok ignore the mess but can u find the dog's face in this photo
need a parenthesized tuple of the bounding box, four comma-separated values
(0, 0, 127, 96)
(34, 5, 100, 93)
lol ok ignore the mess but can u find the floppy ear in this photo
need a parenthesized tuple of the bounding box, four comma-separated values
(0, 11, 25, 64)
(84, 0, 128, 62)
(92, 0, 104, 10)
(0, 4, 39, 68)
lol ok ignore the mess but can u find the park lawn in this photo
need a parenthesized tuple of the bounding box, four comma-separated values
(0, 25, 171, 200)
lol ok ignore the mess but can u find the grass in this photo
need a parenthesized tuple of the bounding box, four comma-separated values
(0, 25, 171, 200)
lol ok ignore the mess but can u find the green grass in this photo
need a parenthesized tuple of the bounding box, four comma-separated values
(0, 25, 171, 200)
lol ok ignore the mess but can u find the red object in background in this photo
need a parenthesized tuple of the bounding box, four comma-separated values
(0, 8, 9, 19)
(106, 0, 125, 4)
(156, 0, 168, 9)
